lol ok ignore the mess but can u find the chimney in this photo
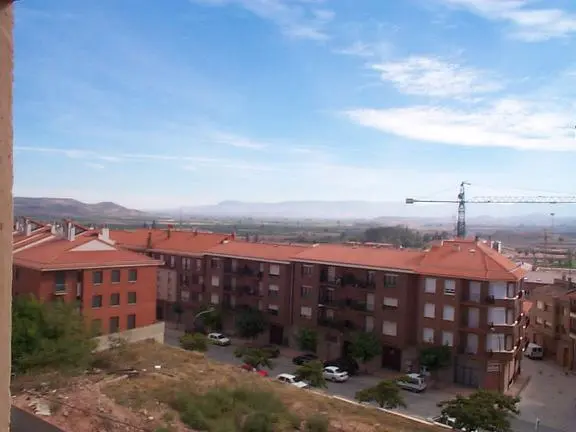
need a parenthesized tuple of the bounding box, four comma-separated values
(24, 218, 32, 236)
(101, 226, 110, 241)
(231, 232, 236, 241)
(167, 228, 171, 239)
(474, 235, 480, 242)
(146, 231, 153, 249)
(50, 223, 57, 235)
(193, 229, 198, 237)
(65, 220, 76, 241)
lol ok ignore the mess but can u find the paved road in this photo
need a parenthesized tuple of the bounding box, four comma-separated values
(11, 406, 63, 432)
(165, 332, 568, 432)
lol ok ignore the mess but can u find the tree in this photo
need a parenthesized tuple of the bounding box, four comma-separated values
(234, 347, 274, 370)
(202, 308, 222, 332)
(12, 296, 96, 374)
(350, 332, 382, 370)
(296, 360, 326, 388)
(179, 333, 208, 352)
(296, 328, 317, 352)
(235, 307, 267, 339)
(419, 345, 452, 381)
(354, 380, 406, 409)
(438, 390, 520, 432)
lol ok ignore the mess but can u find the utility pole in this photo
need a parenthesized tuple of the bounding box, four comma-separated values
(0, 2, 13, 431)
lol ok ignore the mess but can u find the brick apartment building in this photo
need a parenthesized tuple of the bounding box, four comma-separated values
(106, 227, 527, 392)
(12, 218, 162, 335)
(525, 276, 576, 370)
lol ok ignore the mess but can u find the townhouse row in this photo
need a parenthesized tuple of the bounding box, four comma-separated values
(110, 226, 528, 393)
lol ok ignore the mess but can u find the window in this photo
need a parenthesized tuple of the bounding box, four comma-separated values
(444, 280, 456, 296)
(382, 321, 397, 336)
(93, 270, 103, 285)
(442, 331, 454, 347)
(210, 293, 220, 305)
(424, 303, 435, 318)
(91, 319, 102, 336)
(488, 307, 506, 326)
(365, 316, 374, 332)
(268, 284, 279, 297)
(423, 328, 434, 343)
(301, 286, 312, 298)
(302, 265, 313, 276)
(467, 307, 479, 328)
(210, 258, 220, 269)
(535, 316, 543, 324)
(384, 274, 397, 287)
(127, 314, 136, 330)
(425, 278, 436, 293)
(486, 333, 506, 352)
(110, 293, 120, 306)
(231, 259, 238, 272)
(181, 290, 190, 302)
(544, 320, 552, 328)
(127, 292, 137, 304)
(54, 271, 66, 292)
(367, 271, 375, 284)
(92, 295, 102, 308)
(300, 306, 312, 319)
(544, 303, 551, 312)
(507, 282, 516, 298)
(466, 333, 478, 354)
(268, 304, 279, 316)
(211, 276, 220, 287)
(366, 293, 375, 311)
(536, 300, 543, 310)
(488, 281, 507, 299)
(169, 256, 175, 267)
(383, 297, 399, 308)
(468, 281, 481, 302)
(259, 262, 265, 272)
(196, 259, 202, 271)
(325, 309, 334, 319)
(269, 264, 280, 276)
(111, 270, 120, 283)
(443, 305, 455, 321)
(109, 316, 120, 333)
(128, 269, 138, 282)
(327, 266, 336, 282)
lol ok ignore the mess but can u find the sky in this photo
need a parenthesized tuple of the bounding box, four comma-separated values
(12, 0, 576, 213)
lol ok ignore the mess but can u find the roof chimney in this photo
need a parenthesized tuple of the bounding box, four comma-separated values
(193, 228, 198, 237)
(100, 226, 110, 241)
(474, 235, 480, 242)
(231, 232, 236, 241)
(66, 221, 76, 242)
(24, 218, 32, 236)
(147, 231, 153, 248)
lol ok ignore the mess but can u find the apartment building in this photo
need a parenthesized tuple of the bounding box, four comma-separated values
(525, 277, 576, 369)
(12, 219, 162, 335)
(203, 241, 309, 344)
(109, 228, 233, 324)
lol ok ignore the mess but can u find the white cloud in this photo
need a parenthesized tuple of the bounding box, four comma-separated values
(438, 0, 576, 41)
(208, 131, 268, 149)
(86, 162, 105, 170)
(191, 0, 334, 41)
(343, 98, 576, 151)
(371, 56, 502, 99)
(335, 41, 393, 59)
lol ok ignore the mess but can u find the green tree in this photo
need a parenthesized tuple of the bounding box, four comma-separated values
(350, 332, 382, 370)
(234, 347, 274, 370)
(438, 390, 520, 432)
(296, 360, 326, 388)
(12, 296, 96, 374)
(179, 333, 208, 352)
(296, 328, 317, 352)
(202, 307, 223, 332)
(235, 307, 267, 339)
(354, 380, 406, 409)
(419, 345, 452, 381)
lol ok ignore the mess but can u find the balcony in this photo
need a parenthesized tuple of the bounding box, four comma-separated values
(318, 317, 356, 331)
(345, 299, 371, 312)
(54, 284, 67, 295)
(340, 273, 375, 290)
(319, 297, 338, 307)
(237, 266, 254, 277)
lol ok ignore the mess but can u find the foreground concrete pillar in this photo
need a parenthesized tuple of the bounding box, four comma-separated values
(0, 1, 13, 431)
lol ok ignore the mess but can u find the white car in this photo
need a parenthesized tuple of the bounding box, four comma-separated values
(207, 332, 231, 346)
(323, 366, 349, 382)
(275, 373, 309, 389)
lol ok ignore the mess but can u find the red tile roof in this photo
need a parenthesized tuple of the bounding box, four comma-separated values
(14, 234, 161, 271)
(110, 228, 232, 255)
(206, 240, 311, 262)
(293, 243, 423, 271)
(417, 239, 525, 281)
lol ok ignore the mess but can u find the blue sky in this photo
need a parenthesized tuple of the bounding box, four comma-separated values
(12, 0, 576, 213)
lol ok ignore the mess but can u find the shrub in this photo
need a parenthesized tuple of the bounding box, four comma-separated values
(242, 412, 275, 432)
(305, 414, 329, 432)
(179, 333, 208, 352)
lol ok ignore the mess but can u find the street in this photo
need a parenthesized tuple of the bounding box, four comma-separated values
(165, 331, 569, 432)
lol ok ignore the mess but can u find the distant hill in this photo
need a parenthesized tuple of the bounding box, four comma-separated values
(14, 197, 149, 220)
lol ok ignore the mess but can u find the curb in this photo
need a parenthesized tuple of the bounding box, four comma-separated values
(507, 375, 531, 398)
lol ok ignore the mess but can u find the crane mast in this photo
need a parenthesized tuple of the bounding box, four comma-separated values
(406, 183, 576, 239)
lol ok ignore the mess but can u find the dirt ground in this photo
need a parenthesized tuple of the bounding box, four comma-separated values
(12, 340, 446, 432)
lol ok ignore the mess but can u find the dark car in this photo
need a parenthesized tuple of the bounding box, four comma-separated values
(323, 357, 359, 376)
(292, 353, 318, 365)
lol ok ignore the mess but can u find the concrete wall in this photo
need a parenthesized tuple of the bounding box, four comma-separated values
(93, 321, 165, 351)
(0, 2, 13, 431)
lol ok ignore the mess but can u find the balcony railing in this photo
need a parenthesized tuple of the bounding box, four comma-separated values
(317, 317, 356, 331)
(54, 284, 67, 295)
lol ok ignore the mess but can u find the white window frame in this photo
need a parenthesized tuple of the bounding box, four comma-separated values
(300, 306, 312, 319)
(383, 297, 399, 308)
(365, 315, 374, 332)
(423, 328, 434, 343)
(443, 305, 455, 321)
(425, 278, 436, 294)
(269, 264, 281, 276)
(210, 293, 219, 305)
(442, 331, 454, 347)
(211, 275, 220, 287)
(444, 279, 456, 296)
(382, 321, 397, 336)
(424, 303, 435, 318)
(466, 333, 478, 354)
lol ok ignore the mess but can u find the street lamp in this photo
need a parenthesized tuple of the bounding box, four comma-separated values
(188, 307, 215, 333)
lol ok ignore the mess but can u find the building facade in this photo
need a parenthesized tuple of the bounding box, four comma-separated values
(12, 219, 162, 335)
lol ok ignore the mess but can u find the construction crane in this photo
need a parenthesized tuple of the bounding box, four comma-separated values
(406, 182, 576, 238)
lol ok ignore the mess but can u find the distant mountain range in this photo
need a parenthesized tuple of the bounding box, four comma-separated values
(14, 197, 149, 220)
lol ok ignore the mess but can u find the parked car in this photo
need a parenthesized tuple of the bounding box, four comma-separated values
(396, 373, 427, 392)
(323, 357, 359, 376)
(322, 366, 349, 382)
(207, 332, 231, 346)
(292, 353, 318, 365)
(240, 363, 269, 377)
(275, 373, 309, 389)
(428, 415, 478, 431)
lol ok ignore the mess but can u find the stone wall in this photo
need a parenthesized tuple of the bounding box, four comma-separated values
(93, 321, 166, 351)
